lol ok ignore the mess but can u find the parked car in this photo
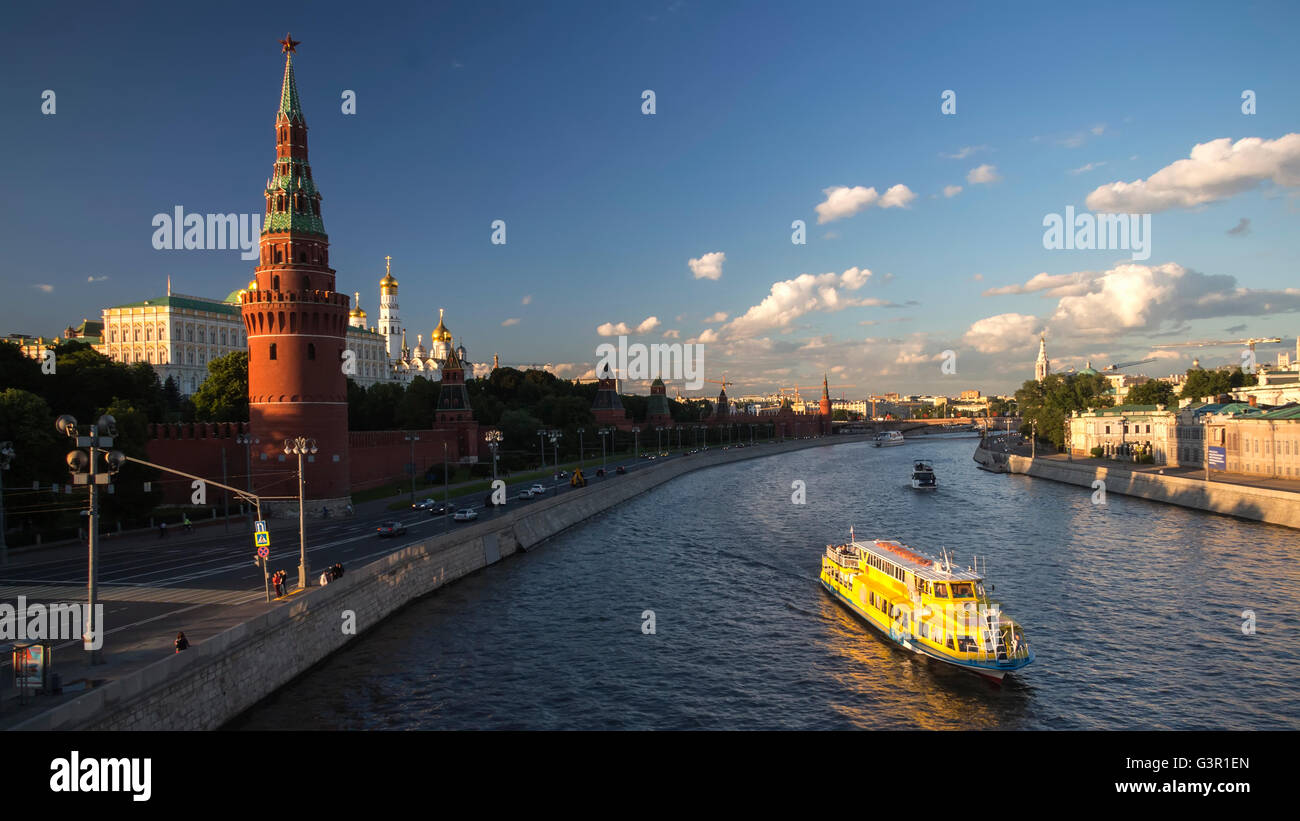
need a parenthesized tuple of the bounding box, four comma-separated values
(453, 508, 478, 522)
(615, 465, 626, 475)
(376, 521, 407, 537)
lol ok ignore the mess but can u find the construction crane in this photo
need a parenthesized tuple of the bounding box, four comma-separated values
(1060, 357, 1156, 375)
(1153, 337, 1281, 355)
(704, 376, 734, 392)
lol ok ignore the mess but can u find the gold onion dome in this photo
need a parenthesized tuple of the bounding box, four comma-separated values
(380, 255, 398, 292)
(350, 292, 366, 319)
(431, 307, 452, 342)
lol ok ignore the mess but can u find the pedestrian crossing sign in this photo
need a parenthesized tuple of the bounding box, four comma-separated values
(254, 531, 271, 548)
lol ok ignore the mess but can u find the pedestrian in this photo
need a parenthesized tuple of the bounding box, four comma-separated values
(319, 569, 331, 586)
(159, 521, 167, 539)
(332, 562, 344, 580)
(174, 631, 189, 653)
(183, 514, 192, 533)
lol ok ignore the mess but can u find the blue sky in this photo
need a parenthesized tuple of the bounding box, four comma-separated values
(2, 0, 1298, 396)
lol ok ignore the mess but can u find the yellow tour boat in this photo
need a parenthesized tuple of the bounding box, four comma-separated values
(820, 527, 1033, 681)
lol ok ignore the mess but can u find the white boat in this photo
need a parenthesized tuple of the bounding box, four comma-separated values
(910, 460, 936, 489)
(873, 430, 905, 447)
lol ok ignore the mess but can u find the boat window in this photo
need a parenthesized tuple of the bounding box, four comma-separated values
(933, 584, 949, 598)
(950, 583, 973, 598)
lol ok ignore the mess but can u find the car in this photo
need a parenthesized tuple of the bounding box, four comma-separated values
(376, 521, 406, 537)
(615, 465, 626, 475)
(426, 503, 450, 516)
(411, 497, 436, 510)
(595, 468, 606, 477)
(556, 470, 568, 479)
(452, 508, 478, 522)
(530, 483, 546, 495)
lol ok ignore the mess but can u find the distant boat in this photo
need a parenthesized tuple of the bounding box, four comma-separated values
(910, 459, 937, 489)
(873, 431, 905, 447)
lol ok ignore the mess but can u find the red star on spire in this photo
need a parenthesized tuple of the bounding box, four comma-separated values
(280, 33, 300, 54)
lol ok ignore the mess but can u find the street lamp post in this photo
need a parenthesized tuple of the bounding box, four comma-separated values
(236, 433, 259, 520)
(0, 441, 13, 566)
(537, 429, 548, 471)
(548, 430, 562, 494)
(632, 427, 640, 460)
(655, 426, 663, 455)
(443, 441, 449, 527)
(404, 432, 420, 505)
(56, 414, 124, 664)
(576, 427, 585, 469)
(598, 426, 613, 471)
(485, 429, 502, 482)
(282, 437, 317, 589)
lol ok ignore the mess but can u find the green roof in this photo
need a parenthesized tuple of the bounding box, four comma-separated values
(1257, 405, 1300, 419)
(108, 295, 240, 315)
(279, 53, 303, 122)
(1089, 404, 1162, 415)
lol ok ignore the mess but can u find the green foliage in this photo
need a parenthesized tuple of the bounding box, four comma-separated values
(192, 351, 249, 421)
(96, 399, 161, 523)
(1125, 380, 1176, 407)
(1090, 446, 1104, 458)
(1179, 367, 1255, 400)
(1014, 372, 1113, 448)
(0, 389, 61, 490)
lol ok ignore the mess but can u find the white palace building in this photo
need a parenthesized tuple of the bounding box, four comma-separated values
(96, 258, 477, 395)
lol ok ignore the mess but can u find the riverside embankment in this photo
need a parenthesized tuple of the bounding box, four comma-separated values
(1007, 454, 1300, 530)
(8, 435, 866, 731)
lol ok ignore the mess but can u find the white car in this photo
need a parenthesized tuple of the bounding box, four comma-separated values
(452, 508, 478, 522)
(527, 483, 546, 497)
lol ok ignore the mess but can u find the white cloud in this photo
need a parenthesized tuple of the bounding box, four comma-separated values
(972, 273, 983, 281)
(703, 311, 728, 323)
(1091, 124, 1107, 136)
(1085, 133, 1300, 212)
(597, 316, 659, 336)
(976, 262, 1300, 345)
(502, 318, 520, 326)
(688, 251, 725, 280)
(521, 294, 532, 305)
(87, 275, 109, 283)
(32, 284, 53, 293)
(815, 184, 915, 223)
(1067, 161, 1107, 175)
(943, 185, 963, 198)
(721, 267, 874, 339)
(967, 164, 1001, 184)
(696, 328, 720, 344)
(662, 329, 681, 339)
(941, 145, 988, 160)
(963, 313, 1042, 354)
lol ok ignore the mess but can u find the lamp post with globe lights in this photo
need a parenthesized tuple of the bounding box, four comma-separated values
(283, 436, 318, 588)
(56, 414, 126, 664)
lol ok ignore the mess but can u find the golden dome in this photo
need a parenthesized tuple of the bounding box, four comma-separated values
(380, 255, 398, 292)
(247, 279, 257, 290)
(431, 307, 452, 342)
(349, 292, 367, 319)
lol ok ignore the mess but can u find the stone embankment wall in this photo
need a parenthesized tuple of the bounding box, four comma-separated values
(14, 436, 863, 730)
(1007, 455, 1300, 530)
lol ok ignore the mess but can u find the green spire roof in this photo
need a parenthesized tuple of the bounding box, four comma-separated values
(279, 53, 303, 122)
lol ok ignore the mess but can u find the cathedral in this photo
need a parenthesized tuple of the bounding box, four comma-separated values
(347, 256, 475, 385)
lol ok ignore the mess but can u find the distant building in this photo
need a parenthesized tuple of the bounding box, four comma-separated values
(1035, 336, 1050, 382)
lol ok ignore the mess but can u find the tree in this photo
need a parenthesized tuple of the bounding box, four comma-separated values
(1179, 367, 1256, 401)
(0, 388, 61, 490)
(1125, 380, 1176, 407)
(1015, 372, 1112, 449)
(192, 352, 249, 421)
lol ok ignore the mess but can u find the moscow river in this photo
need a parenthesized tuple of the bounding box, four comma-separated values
(232, 437, 1300, 730)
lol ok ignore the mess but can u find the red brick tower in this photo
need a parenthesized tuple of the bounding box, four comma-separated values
(241, 35, 351, 514)
(819, 374, 832, 433)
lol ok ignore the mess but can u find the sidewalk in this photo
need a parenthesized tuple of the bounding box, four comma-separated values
(1036, 452, 1300, 495)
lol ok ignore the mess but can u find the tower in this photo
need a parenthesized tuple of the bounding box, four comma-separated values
(592, 363, 628, 427)
(646, 377, 671, 426)
(819, 374, 832, 433)
(241, 34, 351, 511)
(431, 308, 453, 364)
(378, 255, 400, 359)
(436, 345, 472, 423)
(1035, 335, 1050, 382)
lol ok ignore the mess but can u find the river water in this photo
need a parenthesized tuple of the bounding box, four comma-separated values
(231, 437, 1300, 730)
